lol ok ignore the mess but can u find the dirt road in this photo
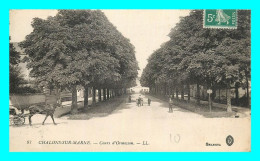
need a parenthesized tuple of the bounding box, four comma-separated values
(9, 93, 250, 152)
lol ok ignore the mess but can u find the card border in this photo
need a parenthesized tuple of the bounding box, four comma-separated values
(2, 0, 258, 160)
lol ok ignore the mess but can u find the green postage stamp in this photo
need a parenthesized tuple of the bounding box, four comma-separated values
(204, 10, 237, 29)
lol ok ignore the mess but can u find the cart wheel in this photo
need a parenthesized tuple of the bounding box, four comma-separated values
(20, 116, 25, 125)
(9, 118, 14, 125)
(13, 116, 25, 126)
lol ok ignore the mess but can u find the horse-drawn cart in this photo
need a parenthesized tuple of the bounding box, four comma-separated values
(9, 94, 59, 126)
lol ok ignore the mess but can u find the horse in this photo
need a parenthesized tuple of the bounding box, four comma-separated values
(28, 103, 61, 126)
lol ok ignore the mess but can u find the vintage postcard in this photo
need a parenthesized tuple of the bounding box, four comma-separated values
(9, 9, 251, 152)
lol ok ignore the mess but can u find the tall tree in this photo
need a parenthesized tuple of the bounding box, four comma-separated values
(10, 37, 25, 93)
(20, 10, 139, 113)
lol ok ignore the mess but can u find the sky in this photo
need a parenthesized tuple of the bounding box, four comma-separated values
(9, 9, 190, 76)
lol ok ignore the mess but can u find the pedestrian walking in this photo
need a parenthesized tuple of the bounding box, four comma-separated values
(148, 98, 151, 106)
(128, 95, 132, 103)
(137, 98, 141, 107)
(137, 95, 142, 107)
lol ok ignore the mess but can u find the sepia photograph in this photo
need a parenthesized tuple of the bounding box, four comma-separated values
(9, 9, 251, 152)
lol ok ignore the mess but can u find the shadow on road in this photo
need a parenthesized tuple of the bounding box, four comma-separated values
(9, 121, 68, 128)
(66, 95, 132, 120)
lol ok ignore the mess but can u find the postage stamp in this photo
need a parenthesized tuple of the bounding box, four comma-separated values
(204, 9, 237, 29)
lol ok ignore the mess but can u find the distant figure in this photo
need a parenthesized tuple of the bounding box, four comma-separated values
(148, 98, 151, 106)
(137, 98, 141, 107)
(169, 97, 173, 113)
(138, 95, 144, 106)
(128, 95, 132, 103)
(136, 95, 142, 107)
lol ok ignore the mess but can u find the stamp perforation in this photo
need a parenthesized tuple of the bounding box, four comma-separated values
(203, 9, 238, 30)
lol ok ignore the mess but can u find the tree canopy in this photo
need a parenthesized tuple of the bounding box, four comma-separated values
(141, 10, 251, 110)
(20, 10, 139, 112)
(10, 37, 26, 93)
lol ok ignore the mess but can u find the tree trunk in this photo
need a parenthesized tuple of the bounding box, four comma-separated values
(209, 93, 212, 112)
(71, 85, 78, 114)
(158, 85, 160, 95)
(181, 84, 184, 100)
(196, 83, 200, 104)
(164, 83, 167, 96)
(235, 82, 239, 105)
(176, 88, 179, 100)
(219, 89, 221, 102)
(227, 82, 232, 112)
(92, 87, 96, 105)
(169, 86, 172, 97)
(107, 89, 110, 99)
(158, 84, 160, 95)
(172, 86, 175, 98)
(211, 88, 215, 107)
(202, 86, 205, 100)
(84, 86, 88, 109)
(98, 88, 102, 102)
(103, 88, 106, 101)
(114, 89, 117, 96)
(187, 84, 190, 101)
(246, 76, 250, 108)
(55, 87, 61, 104)
(226, 88, 227, 104)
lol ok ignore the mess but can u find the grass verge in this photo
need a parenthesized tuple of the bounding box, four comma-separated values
(67, 95, 129, 120)
(149, 94, 237, 118)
